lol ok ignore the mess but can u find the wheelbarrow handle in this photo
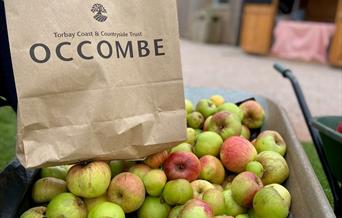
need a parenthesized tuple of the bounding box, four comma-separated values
(273, 63, 291, 77)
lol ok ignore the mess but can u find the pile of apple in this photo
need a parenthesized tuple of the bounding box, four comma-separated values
(21, 95, 291, 218)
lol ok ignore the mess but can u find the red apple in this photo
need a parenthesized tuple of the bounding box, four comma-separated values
(231, 172, 263, 207)
(239, 100, 265, 129)
(220, 136, 257, 173)
(163, 151, 201, 181)
(208, 111, 242, 140)
(336, 121, 342, 134)
(107, 172, 145, 213)
(144, 150, 169, 169)
(199, 155, 225, 184)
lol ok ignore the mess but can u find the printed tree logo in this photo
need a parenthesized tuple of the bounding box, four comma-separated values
(91, 4, 107, 22)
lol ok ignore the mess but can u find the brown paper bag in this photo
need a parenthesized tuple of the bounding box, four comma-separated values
(4, 0, 186, 168)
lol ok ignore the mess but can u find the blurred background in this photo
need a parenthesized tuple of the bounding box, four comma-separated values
(176, 0, 341, 142)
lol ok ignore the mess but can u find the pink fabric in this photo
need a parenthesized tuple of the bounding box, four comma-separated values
(271, 20, 335, 63)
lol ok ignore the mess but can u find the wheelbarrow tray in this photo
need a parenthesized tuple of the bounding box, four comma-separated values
(312, 116, 342, 182)
(0, 88, 335, 217)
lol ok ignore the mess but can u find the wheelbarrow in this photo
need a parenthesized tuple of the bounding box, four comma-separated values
(273, 63, 342, 216)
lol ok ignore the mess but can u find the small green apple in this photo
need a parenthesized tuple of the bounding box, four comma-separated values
(32, 177, 66, 203)
(171, 143, 193, 153)
(109, 160, 125, 178)
(46, 193, 87, 218)
(88, 202, 125, 218)
(245, 161, 264, 178)
(256, 151, 289, 185)
(239, 100, 265, 129)
(169, 205, 184, 218)
(216, 103, 244, 121)
(194, 131, 223, 157)
(40, 165, 70, 180)
(187, 112, 205, 129)
(185, 99, 194, 114)
(240, 125, 251, 140)
(222, 189, 246, 216)
(208, 112, 242, 140)
(129, 163, 151, 180)
(196, 99, 217, 118)
(138, 196, 171, 218)
(253, 186, 290, 218)
(66, 161, 111, 198)
(191, 179, 215, 199)
(202, 189, 225, 215)
(20, 206, 46, 218)
(143, 169, 167, 197)
(162, 179, 193, 205)
(84, 194, 107, 212)
(264, 184, 291, 208)
(186, 128, 197, 145)
(255, 130, 287, 156)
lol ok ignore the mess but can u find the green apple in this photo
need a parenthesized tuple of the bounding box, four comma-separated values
(185, 99, 194, 114)
(264, 184, 291, 208)
(138, 196, 171, 218)
(202, 189, 225, 215)
(143, 169, 167, 196)
(129, 163, 151, 180)
(194, 132, 223, 158)
(215, 216, 234, 218)
(109, 160, 125, 178)
(256, 151, 289, 185)
(222, 189, 246, 216)
(40, 165, 70, 180)
(236, 214, 249, 218)
(171, 142, 193, 153)
(196, 99, 217, 118)
(245, 161, 264, 178)
(169, 205, 184, 218)
(253, 186, 290, 218)
(240, 125, 251, 140)
(185, 128, 197, 145)
(199, 155, 225, 184)
(239, 100, 265, 129)
(107, 172, 145, 213)
(46, 193, 87, 218)
(195, 129, 203, 137)
(162, 179, 193, 205)
(66, 161, 111, 198)
(208, 112, 242, 140)
(32, 177, 66, 203)
(20, 206, 46, 218)
(88, 202, 125, 218)
(210, 95, 225, 106)
(191, 179, 215, 199)
(84, 194, 107, 211)
(216, 103, 244, 121)
(255, 130, 287, 156)
(187, 112, 205, 129)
